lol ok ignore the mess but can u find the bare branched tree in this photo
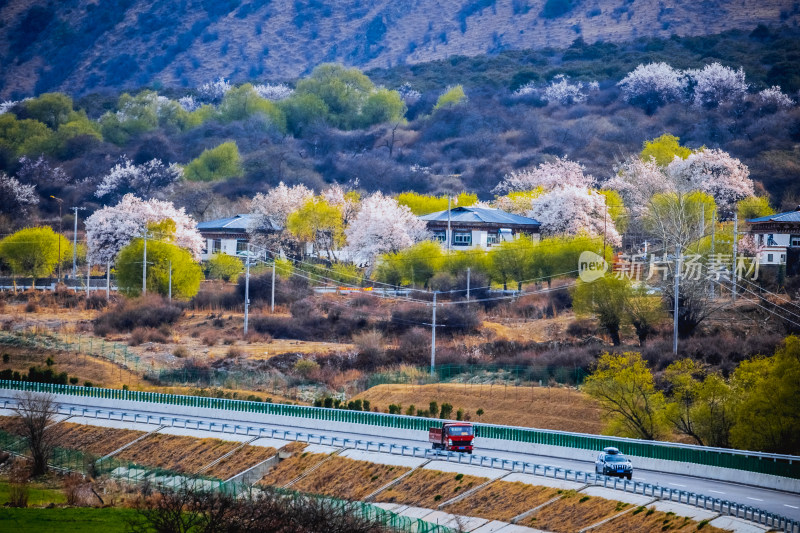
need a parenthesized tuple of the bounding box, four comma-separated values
(13, 392, 59, 477)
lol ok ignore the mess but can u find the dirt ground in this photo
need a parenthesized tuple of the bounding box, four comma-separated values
(355, 383, 604, 434)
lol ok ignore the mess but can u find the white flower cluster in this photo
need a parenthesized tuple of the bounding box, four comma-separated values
(86, 194, 204, 264)
(617, 62, 687, 109)
(0, 172, 38, 214)
(198, 77, 232, 103)
(397, 82, 422, 105)
(95, 157, 183, 199)
(757, 86, 794, 109)
(527, 186, 622, 247)
(252, 83, 294, 101)
(667, 148, 754, 210)
(178, 96, 200, 112)
(0, 99, 29, 115)
(514, 75, 598, 105)
(689, 62, 748, 108)
(493, 156, 595, 193)
(249, 182, 314, 233)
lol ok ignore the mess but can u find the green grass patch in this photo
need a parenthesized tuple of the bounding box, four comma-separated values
(0, 481, 66, 506)
(0, 507, 138, 532)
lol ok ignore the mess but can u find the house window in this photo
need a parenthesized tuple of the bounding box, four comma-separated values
(433, 231, 446, 243)
(453, 232, 472, 246)
(767, 253, 774, 262)
(791, 235, 800, 247)
(236, 240, 248, 253)
(212, 239, 222, 254)
(767, 234, 777, 246)
(781, 254, 786, 263)
(487, 233, 499, 245)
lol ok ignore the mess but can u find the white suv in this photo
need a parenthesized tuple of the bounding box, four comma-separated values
(595, 447, 633, 480)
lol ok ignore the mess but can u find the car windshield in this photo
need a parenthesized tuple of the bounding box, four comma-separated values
(606, 455, 627, 463)
(447, 426, 473, 436)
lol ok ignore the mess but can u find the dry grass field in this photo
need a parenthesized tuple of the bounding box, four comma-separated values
(445, 480, 560, 521)
(50, 423, 143, 457)
(114, 434, 242, 474)
(525, 490, 628, 532)
(257, 445, 332, 487)
(355, 383, 604, 434)
(595, 506, 728, 533)
(203, 444, 277, 480)
(292, 456, 409, 500)
(375, 469, 488, 509)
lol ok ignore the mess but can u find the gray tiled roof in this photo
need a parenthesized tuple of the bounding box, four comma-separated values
(197, 214, 255, 232)
(419, 206, 540, 227)
(747, 209, 800, 224)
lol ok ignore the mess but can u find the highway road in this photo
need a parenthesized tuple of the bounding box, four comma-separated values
(5, 396, 796, 523)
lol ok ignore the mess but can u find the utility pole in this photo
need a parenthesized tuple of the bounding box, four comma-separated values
(447, 196, 452, 253)
(466, 267, 471, 301)
(50, 196, 63, 284)
(142, 229, 148, 296)
(673, 244, 681, 355)
(710, 209, 716, 298)
(86, 260, 91, 299)
(244, 249, 251, 336)
(732, 211, 738, 302)
(271, 255, 276, 313)
(168, 260, 172, 301)
(106, 261, 111, 299)
(71, 206, 85, 279)
(430, 291, 437, 376)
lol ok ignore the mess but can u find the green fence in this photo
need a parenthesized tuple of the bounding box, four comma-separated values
(0, 428, 453, 533)
(1, 379, 798, 480)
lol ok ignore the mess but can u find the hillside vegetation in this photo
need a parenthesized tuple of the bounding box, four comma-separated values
(1, 0, 798, 98)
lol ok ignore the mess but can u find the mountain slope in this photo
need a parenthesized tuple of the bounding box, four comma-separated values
(1, 0, 797, 98)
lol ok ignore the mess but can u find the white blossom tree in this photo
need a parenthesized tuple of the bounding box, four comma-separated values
(605, 157, 675, 216)
(527, 186, 622, 247)
(514, 75, 597, 105)
(667, 148, 754, 213)
(95, 157, 183, 201)
(756, 86, 794, 111)
(617, 62, 687, 113)
(493, 156, 595, 194)
(0, 172, 38, 215)
(16, 156, 69, 188)
(248, 182, 314, 233)
(688, 63, 748, 108)
(253, 83, 294, 101)
(397, 82, 422, 105)
(85, 194, 203, 264)
(197, 77, 232, 103)
(178, 96, 200, 112)
(344, 192, 429, 264)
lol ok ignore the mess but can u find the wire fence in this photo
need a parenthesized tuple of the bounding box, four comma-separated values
(0, 428, 454, 533)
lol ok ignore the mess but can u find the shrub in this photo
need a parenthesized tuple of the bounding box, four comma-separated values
(225, 347, 243, 358)
(206, 253, 243, 282)
(173, 346, 189, 358)
(69, 377, 78, 385)
(94, 295, 183, 334)
(294, 359, 320, 378)
(184, 141, 243, 181)
(24, 301, 37, 313)
(353, 330, 386, 369)
(85, 294, 108, 310)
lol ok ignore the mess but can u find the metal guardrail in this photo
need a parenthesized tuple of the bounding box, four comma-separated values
(1, 380, 797, 481)
(3, 400, 796, 533)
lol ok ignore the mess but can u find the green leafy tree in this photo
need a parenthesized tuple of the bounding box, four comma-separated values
(0, 227, 71, 285)
(433, 85, 467, 111)
(572, 277, 629, 345)
(583, 352, 667, 440)
(23, 93, 74, 129)
(0, 114, 53, 156)
(116, 238, 203, 298)
(624, 284, 664, 345)
(184, 141, 243, 182)
(664, 359, 734, 447)
(731, 336, 800, 454)
(373, 241, 443, 287)
(206, 254, 243, 282)
(737, 195, 775, 220)
(218, 84, 286, 131)
(640, 134, 692, 166)
(490, 235, 536, 290)
(359, 88, 406, 128)
(396, 191, 478, 215)
(280, 92, 329, 136)
(286, 197, 344, 261)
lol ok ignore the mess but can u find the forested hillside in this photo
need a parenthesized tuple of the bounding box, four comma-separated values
(1, 28, 799, 232)
(1, 0, 799, 98)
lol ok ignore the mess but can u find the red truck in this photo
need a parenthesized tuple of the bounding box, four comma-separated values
(429, 422, 474, 453)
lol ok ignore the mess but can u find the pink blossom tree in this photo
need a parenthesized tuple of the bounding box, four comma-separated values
(85, 194, 203, 264)
(527, 186, 622, 247)
(667, 148, 754, 213)
(344, 192, 429, 264)
(605, 157, 675, 216)
(493, 156, 594, 194)
(617, 62, 687, 113)
(248, 182, 314, 234)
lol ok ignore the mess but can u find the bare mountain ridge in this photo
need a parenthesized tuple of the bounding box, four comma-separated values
(1, 0, 798, 98)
